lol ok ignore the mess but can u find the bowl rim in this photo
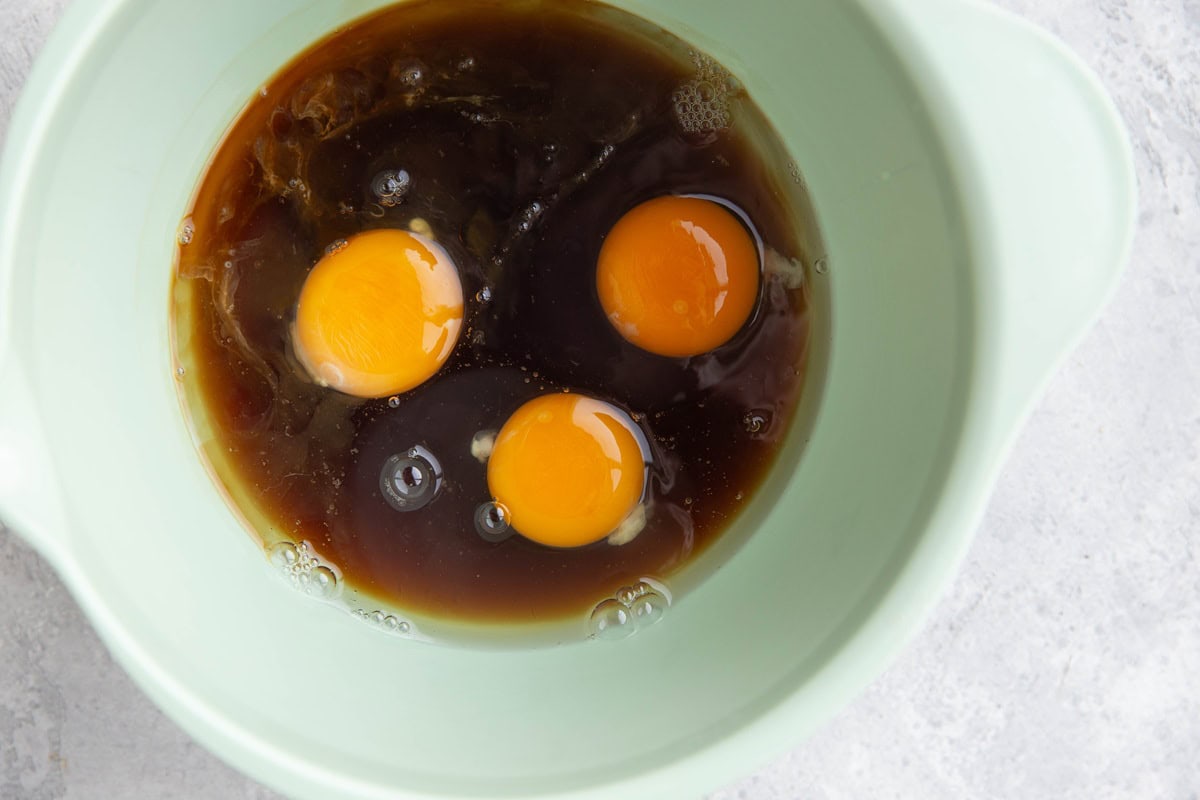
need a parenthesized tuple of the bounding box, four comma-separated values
(0, 0, 1042, 797)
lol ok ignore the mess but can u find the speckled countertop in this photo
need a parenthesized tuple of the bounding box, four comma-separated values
(2, 1, 1198, 798)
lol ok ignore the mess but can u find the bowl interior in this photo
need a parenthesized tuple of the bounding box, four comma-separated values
(6, 0, 974, 795)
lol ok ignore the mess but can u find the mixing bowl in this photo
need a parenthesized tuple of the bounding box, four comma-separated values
(0, 0, 1134, 797)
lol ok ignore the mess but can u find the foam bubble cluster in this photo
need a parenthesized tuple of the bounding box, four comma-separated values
(353, 608, 414, 635)
(673, 52, 738, 134)
(177, 217, 195, 246)
(268, 540, 341, 600)
(515, 200, 545, 233)
(588, 579, 671, 641)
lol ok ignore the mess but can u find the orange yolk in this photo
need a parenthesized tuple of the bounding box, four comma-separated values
(293, 228, 463, 398)
(487, 394, 647, 548)
(597, 195, 759, 358)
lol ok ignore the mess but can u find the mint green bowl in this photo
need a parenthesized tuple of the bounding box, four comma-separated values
(0, 1, 1134, 797)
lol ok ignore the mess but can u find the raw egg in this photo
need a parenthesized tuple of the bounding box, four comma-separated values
(293, 228, 463, 398)
(597, 195, 760, 358)
(487, 394, 647, 548)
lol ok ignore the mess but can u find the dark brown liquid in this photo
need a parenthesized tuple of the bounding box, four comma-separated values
(174, 0, 815, 624)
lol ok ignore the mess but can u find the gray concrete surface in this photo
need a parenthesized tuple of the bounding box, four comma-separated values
(2, 0, 1199, 797)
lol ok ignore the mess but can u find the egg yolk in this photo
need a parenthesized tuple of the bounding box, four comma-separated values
(293, 228, 464, 398)
(487, 394, 647, 548)
(597, 195, 759, 358)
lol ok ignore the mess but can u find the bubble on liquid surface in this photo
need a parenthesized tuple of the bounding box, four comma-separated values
(475, 286, 493, 303)
(629, 589, 668, 628)
(589, 578, 671, 641)
(589, 599, 635, 641)
(742, 410, 770, 435)
(268, 541, 298, 568)
(394, 60, 425, 87)
(325, 238, 349, 255)
(635, 578, 672, 602)
(268, 540, 342, 599)
(475, 501, 512, 542)
(177, 217, 195, 246)
(380, 446, 443, 512)
(311, 566, 338, 599)
(814, 257, 829, 275)
(371, 169, 411, 207)
(387, 395, 402, 409)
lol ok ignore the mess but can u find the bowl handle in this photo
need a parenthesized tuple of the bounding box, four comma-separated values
(0, 352, 70, 566)
(899, 0, 1137, 419)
